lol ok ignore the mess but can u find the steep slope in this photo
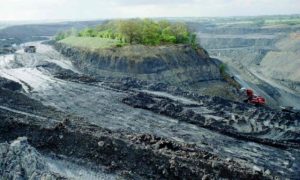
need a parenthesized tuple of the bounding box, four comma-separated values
(55, 43, 217, 80)
(54, 42, 233, 98)
(259, 33, 300, 84)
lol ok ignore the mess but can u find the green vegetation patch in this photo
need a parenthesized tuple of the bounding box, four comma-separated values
(59, 36, 120, 50)
(56, 19, 199, 47)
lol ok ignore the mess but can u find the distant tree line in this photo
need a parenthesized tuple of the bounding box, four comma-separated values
(56, 19, 199, 47)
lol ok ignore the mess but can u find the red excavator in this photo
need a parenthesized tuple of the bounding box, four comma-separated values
(242, 88, 266, 106)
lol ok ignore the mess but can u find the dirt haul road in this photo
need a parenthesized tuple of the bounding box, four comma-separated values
(0, 41, 299, 179)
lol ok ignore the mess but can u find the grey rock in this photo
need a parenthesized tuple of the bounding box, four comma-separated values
(0, 137, 64, 179)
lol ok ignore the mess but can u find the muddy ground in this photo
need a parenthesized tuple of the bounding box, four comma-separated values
(0, 41, 299, 179)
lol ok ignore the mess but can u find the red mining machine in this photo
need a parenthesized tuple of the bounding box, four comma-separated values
(242, 88, 266, 106)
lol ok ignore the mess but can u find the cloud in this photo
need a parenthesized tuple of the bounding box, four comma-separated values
(0, 0, 299, 21)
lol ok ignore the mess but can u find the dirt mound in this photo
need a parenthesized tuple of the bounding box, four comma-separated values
(0, 88, 65, 119)
(0, 137, 64, 179)
(0, 77, 22, 91)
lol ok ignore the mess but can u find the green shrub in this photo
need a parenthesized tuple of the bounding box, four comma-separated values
(219, 63, 227, 75)
(115, 42, 126, 48)
(78, 28, 97, 37)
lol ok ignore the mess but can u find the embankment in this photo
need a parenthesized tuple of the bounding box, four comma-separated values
(54, 43, 221, 86)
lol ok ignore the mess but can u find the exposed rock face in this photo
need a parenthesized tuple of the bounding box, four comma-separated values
(54, 43, 221, 86)
(0, 137, 64, 179)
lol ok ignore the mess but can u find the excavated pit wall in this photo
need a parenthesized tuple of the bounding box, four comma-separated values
(54, 43, 221, 86)
(192, 22, 300, 108)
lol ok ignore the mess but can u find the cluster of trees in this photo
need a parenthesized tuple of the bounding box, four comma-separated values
(60, 19, 198, 46)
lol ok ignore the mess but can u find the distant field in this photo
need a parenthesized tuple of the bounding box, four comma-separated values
(264, 18, 300, 25)
(218, 18, 300, 26)
(191, 15, 300, 27)
(59, 37, 119, 50)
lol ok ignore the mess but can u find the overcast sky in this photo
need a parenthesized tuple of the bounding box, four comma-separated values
(0, 0, 300, 21)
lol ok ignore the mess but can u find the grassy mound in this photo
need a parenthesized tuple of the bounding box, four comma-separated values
(59, 36, 119, 50)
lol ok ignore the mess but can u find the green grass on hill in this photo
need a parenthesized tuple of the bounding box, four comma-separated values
(59, 36, 120, 50)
